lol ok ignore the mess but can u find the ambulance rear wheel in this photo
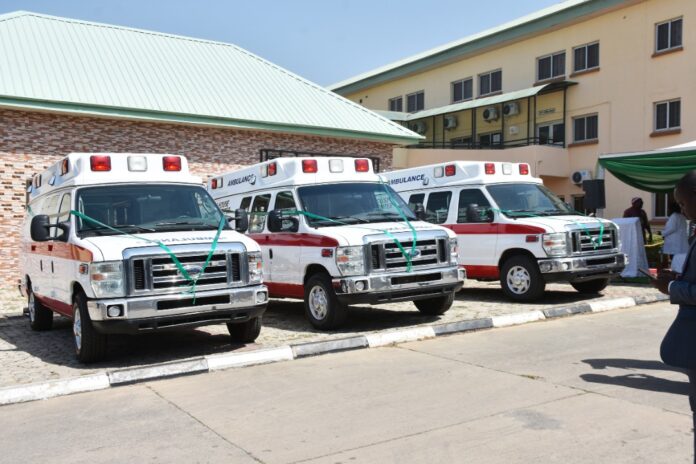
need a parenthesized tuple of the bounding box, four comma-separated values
(73, 292, 107, 363)
(414, 292, 454, 315)
(500, 255, 545, 302)
(227, 317, 262, 343)
(304, 273, 347, 330)
(28, 286, 53, 331)
(571, 278, 610, 294)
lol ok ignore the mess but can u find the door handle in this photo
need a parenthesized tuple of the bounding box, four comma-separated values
(269, 249, 273, 259)
(40, 260, 43, 271)
(51, 262, 54, 273)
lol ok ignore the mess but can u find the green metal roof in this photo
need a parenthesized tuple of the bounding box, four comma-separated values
(330, 0, 634, 95)
(377, 82, 575, 122)
(0, 11, 421, 144)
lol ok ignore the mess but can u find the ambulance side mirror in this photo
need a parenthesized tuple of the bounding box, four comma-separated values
(30, 215, 51, 242)
(268, 210, 299, 233)
(228, 209, 249, 233)
(413, 203, 426, 221)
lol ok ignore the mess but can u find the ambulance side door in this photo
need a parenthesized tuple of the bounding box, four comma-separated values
(247, 194, 273, 282)
(452, 188, 498, 273)
(51, 192, 73, 309)
(268, 190, 302, 285)
(32, 193, 60, 299)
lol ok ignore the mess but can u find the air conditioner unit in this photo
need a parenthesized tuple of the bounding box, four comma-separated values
(571, 170, 592, 185)
(444, 115, 458, 130)
(503, 102, 520, 116)
(482, 107, 499, 122)
(410, 121, 428, 134)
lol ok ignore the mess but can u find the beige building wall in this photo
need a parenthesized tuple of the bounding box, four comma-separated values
(342, 0, 695, 220)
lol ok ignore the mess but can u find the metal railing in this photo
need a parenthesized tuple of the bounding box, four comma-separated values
(405, 137, 565, 150)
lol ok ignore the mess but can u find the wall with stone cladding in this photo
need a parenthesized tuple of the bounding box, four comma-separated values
(0, 108, 394, 283)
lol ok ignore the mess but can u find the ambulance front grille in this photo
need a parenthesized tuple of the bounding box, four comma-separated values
(128, 251, 243, 294)
(369, 238, 449, 272)
(571, 227, 617, 254)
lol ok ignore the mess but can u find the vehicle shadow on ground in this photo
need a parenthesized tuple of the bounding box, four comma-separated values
(262, 299, 441, 335)
(456, 285, 606, 306)
(580, 358, 690, 396)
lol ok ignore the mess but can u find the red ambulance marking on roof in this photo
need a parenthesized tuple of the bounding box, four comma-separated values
(248, 233, 339, 247)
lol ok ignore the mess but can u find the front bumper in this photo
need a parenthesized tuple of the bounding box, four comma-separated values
(538, 252, 626, 283)
(333, 265, 465, 305)
(87, 285, 268, 334)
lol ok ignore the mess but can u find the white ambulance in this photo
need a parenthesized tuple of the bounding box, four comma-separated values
(384, 161, 626, 301)
(207, 157, 465, 329)
(19, 153, 268, 363)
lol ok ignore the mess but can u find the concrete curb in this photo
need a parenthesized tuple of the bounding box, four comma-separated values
(0, 293, 670, 407)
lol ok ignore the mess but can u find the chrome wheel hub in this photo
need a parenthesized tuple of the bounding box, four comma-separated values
(507, 266, 531, 295)
(308, 285, 329, 320)
(73, 307, 82, 351)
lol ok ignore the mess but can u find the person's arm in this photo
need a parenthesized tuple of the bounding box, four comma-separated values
(669, 280, 696, 306)
(642, 211, 653, 242)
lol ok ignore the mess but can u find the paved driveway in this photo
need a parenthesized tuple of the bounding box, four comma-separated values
(0, 280, 662, 388)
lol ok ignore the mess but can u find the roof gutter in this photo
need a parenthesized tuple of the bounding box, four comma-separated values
(0, 96, 423, 145)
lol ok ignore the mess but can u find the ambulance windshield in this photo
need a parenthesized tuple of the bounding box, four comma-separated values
(75, 184, 226, 236)
(297, 182, 416, 227)
(485, 183, 574, 217)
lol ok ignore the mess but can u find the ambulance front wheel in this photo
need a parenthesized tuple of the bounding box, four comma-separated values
(500, 255, 546, 302)
(73, 292, 107, 363)
(304, 273, 347, 330)
(414, 292, 454, 315)
(227, 317, 262, 343)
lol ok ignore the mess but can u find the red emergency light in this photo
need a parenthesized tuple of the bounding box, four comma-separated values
(302, 159, 318, 173)
(211, 178, 221, 189)
(485, 163, 495, 175)
(268, 162, 277, 176)
(355, 158, 370, 172)
(445, 164, 456, 176)
(519, 163, 530, 175)
(90, 155, 111, 172)
(61, 158, 70, 175)
(163, 156, 182, 171)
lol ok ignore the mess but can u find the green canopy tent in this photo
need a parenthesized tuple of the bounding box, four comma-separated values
(598, 142, 696, 193)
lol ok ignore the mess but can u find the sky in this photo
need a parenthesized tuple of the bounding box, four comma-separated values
(0, 0, 562, 86)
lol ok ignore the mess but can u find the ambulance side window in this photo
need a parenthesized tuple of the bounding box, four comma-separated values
(249, 194, 271, 233)
(239, 196, 252, 211)
(457, 189, 491, 223)
(51, 193, 72, 238)
(426, 191, 452, 224)
(274, 191, 296, 210)
(408, 194, 425, 212)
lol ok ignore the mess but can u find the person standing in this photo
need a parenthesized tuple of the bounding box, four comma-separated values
(654, 171, 696, 462)
(624, 197, 653, 243)
(663, 201, 690, 269)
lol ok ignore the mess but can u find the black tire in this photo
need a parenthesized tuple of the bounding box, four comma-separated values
(413, 292, 455, 315)
(73, 292, 107, 363)
(227, 317, 262, 343)
(27, 286, 53, 331)
(571, 278, 610, 294)
(304, 273, 347, 330)
(500, 255, 546, 302)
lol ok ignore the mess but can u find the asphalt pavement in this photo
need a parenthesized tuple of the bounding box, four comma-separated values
(0, 301, 690, 463)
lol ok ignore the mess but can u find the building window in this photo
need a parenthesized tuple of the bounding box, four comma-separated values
(479, 70, 502, 96)
(654, 191, 676, 218)
(656, 17, 683, 52)
(406, 91, 424, 113)
(388, 96, 403, 112)
(479, 132, 502, 147)
(654, 99, 681, 131)
(573, 114, 598, 142)
(537, 122, 565, 145)
(452, 78, 473, 103)
(573, 42, 599, 73)
(537, 51, 565, 81)
(450, 136, 472, 148)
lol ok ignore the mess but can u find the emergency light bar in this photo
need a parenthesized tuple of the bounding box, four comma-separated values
(355, 159, 370, 172)
(485, 163, 495, 175)
(162, 156, 182, 171)
(90, 155, 111, 172)
(302, 159, 318, 173)
(519, 163, 530, 175)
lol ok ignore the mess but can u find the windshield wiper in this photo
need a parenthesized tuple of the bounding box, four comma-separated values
(81, 224, 156, 235)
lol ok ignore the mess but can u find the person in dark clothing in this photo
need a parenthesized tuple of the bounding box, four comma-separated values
(654, 171, 696, 462)
(623, 197, 653, 243)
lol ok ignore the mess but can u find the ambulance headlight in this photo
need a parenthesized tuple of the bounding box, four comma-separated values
(90, 261, 125, 298)
(449, 237, 459, 263)
(336, 246, 365, 276)
(542, 233, 569, 257)
(247, 251, 263, 284)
